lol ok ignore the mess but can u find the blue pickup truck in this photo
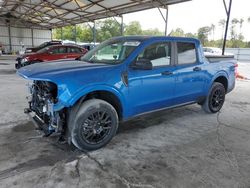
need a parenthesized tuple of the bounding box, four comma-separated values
(17, 36, 236, 151)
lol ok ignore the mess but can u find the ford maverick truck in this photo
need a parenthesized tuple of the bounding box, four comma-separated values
(17, 36, 236, 151)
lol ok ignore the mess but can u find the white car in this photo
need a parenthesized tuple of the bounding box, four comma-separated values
(203, 47, 233, 56)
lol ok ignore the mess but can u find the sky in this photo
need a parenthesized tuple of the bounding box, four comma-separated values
(123, 0, 250, 41)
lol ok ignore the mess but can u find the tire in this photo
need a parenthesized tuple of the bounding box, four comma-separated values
(202, 82, 226, 113)
(70, 99, 118, 151)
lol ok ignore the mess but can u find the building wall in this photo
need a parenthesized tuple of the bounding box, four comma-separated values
(0, 24, 51, 53)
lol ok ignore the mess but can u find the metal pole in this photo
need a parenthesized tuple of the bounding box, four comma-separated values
(31, 28, 34, 47)
(165, 6, 168, 36)
(121, 15, 124, 36)
(61, 27, 63, 40)
(74, 25, 77, 43)
(8, 25, 12, 53)
(50, 29, 52, 40)
(157, 7, 168, 36)
(222, 0, 232, 55)
(93, 21, 96, 44)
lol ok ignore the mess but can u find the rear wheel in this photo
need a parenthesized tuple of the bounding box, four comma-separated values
(202, 82, 225, 113)
(71, 99, 118, 151)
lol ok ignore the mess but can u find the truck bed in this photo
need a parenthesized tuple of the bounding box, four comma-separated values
(205, 55, 236, 63)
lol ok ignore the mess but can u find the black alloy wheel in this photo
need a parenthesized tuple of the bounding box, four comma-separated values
(80, 111, 112, 144)
(71, 99, 118, 151)
(202, 82, 226, 113)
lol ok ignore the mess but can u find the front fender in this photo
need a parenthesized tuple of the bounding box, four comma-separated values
(56, 84, 126, 112)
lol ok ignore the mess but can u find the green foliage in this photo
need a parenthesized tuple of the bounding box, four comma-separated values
(185, 32, 197, 38)
(53, 24, 92, 42)
(96, 19, 121, 41)
(124, 21, 142, 35)
(142, 28, 163, 36)
(169, 28, 185, 37)
(197, 26, 211, 46)
(52, 17, 250, 48)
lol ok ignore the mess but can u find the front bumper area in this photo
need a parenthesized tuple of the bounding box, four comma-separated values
(25, 107, 64, 137)
(25, 109, 53, 136)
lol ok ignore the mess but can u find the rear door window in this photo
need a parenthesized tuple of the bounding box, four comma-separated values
(177, 42, 197, 64)
(50, 47, 67, 54)
(68, 47, 82, 53)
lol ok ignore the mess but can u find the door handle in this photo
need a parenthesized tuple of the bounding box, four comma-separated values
(161, 71, 173, 76)
(193, 67, 202, 71)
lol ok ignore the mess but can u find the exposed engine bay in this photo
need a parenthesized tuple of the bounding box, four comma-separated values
(26, 81, 65, 136)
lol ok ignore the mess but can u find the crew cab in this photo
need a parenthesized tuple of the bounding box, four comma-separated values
(17, 36, 236, 151)
(15, 44, 88, 69)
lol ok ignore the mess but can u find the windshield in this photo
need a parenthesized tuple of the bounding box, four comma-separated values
(38, 42, 48, 49)
(80, 39, 141, 64)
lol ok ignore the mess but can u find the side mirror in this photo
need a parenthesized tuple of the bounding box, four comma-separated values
(48, 51, 53, 54)
(131, 59, 153, 70)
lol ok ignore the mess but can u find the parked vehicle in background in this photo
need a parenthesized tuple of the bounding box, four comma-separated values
(25, 40, 62, 53)
(203, 47, 234, 56)
(17, 36, 236, 151)
(0, 43, 5, 54)
(15, 44, 88, 69)
(78, 42, 99, 50)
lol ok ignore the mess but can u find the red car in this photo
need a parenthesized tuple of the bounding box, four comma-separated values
(16, 45, 88, 69)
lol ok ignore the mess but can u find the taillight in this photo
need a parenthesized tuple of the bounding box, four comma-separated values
(235, 63, 238, 77)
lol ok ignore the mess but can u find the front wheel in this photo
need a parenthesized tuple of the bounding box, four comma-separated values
(202, 82, 226, 113)
(71, 99, 118, 151)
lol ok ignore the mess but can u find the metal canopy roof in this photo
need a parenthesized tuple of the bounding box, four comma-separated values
(0, 0, 190, 29)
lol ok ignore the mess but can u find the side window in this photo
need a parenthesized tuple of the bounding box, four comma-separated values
(50, 48, 59, 54)
(68, 47, 82, 53)
(58, 47, 67, 53)
(177, 42, 197, 64)
(50, 47, 66, 54)
(137, 42, 171, 67)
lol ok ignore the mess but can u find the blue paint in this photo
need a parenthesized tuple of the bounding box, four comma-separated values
(17, 36, 236, 120)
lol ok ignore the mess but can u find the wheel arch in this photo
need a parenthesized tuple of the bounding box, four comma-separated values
(68, 86, 125, 120)
(209, 71, 229, 93)
(213, 76, 228, 92)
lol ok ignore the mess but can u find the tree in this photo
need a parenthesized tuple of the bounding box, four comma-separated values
(239, 18, 244, 33)
(142, 28, 163, 36)
(210, 24, 215, 40)
(185, 32, 197, 38)
(96, 19, 121, 42)
(197, 26, 211, 46)
(169, 28, 185, 37)
(124, 21, 142, 35)
(52, 24, 93, 42)
(230, 18, 239, 40)
(218, 19, 226, 40)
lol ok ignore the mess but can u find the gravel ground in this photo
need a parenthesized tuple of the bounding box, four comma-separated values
(0, 59, 250, 188)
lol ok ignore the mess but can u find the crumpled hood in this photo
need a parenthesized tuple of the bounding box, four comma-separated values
(17, 60, 109, 80)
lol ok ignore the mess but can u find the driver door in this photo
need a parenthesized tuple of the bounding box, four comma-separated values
(127, 41, 177, 116)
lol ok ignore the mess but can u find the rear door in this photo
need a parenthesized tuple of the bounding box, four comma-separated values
(66, 46, 83, 59)
(174, 41, 206, 104)
(47, 46, 67, 61)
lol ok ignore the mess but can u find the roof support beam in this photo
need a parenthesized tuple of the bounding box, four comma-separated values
(8, 25, 12, 52)
(222, 0, 232, 55)
(157, 6, 169, 36)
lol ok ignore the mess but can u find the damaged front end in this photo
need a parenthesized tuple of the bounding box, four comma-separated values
(25, 80, 65, 137)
